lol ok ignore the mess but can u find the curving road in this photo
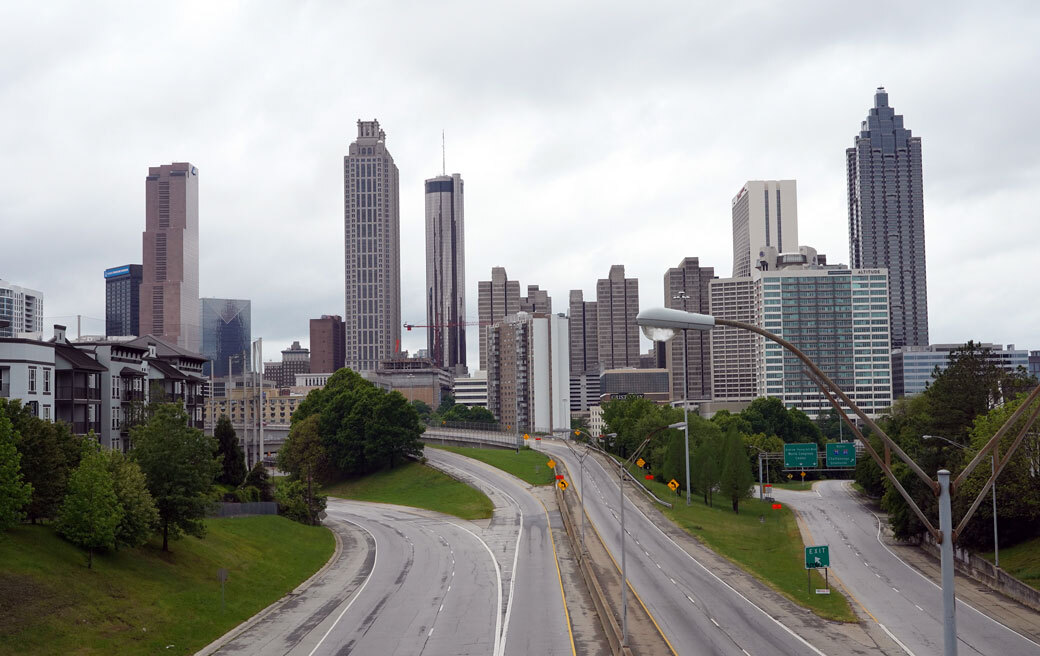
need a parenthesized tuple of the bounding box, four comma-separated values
(541, 439, 833, 656)
(774, 480, 1040, 656)
(422, 446, 575, 656)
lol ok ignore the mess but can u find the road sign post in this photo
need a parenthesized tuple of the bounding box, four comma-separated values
(804, 545, 830, 594)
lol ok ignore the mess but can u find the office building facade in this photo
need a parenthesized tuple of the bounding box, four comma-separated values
(425, 173, 466, 373)
(104, 265, 142, 337)
(731, 180, 799, 278)
(709, 276, 758, 401)
(344, 120, 401, 371)
(477, 267, 521, 370)
(0, 279, 43, 338)
(664, 257, 715, 403)
(200, 298, 251, 377)
(847, 87, 929, 349)
(310, 314, 346, 374)
(140, 162, 200, 352)
(568, 289, 600, 412)
(596, 265, 640, 370)
(892, 343, 1030, 398)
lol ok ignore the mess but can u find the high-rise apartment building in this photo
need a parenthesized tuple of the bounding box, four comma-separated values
(477, 267, 521, 370)
(520, 285, 551, 314)
(0, 279, 43, 338)
(596, 265, 640, 370)
(568, 290, 600, 412)
(424, 173, 466, 373)
(664, 257, 715, 402)
(310, 315, 345, 374)
(344, 120, 401, 371)
(709, 276, 758, 401)
(140, 162, 200, 352)
(265, 341, 310, 388)
(847, 87, 928, 349)
(104, 265, 142, 338)
(200, 298, 251, 377)
(731, 180, 799, 278)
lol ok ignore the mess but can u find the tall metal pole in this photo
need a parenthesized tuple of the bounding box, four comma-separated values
(580, 452, 586, 554)
(938, 469, 958, 656)
(620, 460, 628, 647)
(758, 453, 764, 501)
(258, 338, 264, 466)
(682, 328, 690, 506)
(991, 454, 999, 569)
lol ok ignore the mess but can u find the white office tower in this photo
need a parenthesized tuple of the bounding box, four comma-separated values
(731, 180, 799, 278)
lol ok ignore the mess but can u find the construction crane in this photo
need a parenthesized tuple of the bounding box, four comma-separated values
(403, 320, 491, 331)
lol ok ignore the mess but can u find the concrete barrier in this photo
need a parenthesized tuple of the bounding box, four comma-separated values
(918, 532, 1040, 612)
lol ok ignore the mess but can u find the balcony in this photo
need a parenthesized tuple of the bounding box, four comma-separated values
(56, 386, 101, 401)
(0, 384, 9, 398)
(72, 421, 102, 435)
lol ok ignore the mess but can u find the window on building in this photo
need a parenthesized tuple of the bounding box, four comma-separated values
(28, 367, 36, 393)
(43, 369, 50, 393)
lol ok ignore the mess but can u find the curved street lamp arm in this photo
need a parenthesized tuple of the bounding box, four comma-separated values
(716, 317, 936, 494)
(805, 368, 940, 539)
(952, 383, 1040, 489)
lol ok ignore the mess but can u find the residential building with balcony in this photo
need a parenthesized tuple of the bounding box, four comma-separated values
(71, 337, 149, 451)
(0, 335, 56, 421)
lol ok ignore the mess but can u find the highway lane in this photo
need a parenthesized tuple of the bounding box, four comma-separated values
(774, 480, 1040, 656)
(542, 439, 824, 656)
(423, 446, 575, 656)
(215, 498, 500, 656)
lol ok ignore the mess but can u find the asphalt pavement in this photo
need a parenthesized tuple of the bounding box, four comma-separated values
(542, 439, 829, 656)
(774, 479, 1040, 656)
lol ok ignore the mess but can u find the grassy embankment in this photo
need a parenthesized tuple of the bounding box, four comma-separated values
(429, 444, 556, 486)
(625, 464, 857, 622)
(0, 516, 334, 655)
(323, 460, 494, 520)
(981, 538, 1040, 590)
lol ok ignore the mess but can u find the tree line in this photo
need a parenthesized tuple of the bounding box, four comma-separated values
(854, 342, 1039, 550)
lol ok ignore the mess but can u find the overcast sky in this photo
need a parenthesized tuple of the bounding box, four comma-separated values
(2, 1, 1039, 365)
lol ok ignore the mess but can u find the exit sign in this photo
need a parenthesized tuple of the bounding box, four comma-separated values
(805, 545, 830, 569)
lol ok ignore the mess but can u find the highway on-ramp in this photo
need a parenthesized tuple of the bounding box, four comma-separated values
(541, 439, 828, 656)
(774, 480, 1040, 656)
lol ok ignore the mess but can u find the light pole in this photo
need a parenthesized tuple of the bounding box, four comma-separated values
(572, 428, 616, 554)
(619, 421, 685, 648)
(637, 308, 713, 507)
(924, 434, 1000, 568)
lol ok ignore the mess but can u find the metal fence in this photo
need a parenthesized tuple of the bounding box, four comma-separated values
(210, 501, 279, 518)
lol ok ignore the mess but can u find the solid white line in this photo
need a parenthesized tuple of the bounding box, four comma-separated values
(878, 622, 916, 656)
(573, 448, 827, 656)
(448, 519, 504, 656)
(869, 512, 1040, 649)
(306, 520, 378, 656)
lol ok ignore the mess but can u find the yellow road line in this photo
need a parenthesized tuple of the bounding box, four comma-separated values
(538, 496, 577, 656)
(585, 505, 679, 656)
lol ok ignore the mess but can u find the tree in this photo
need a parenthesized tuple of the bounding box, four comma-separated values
(278, 414, 328, 522)
(245, 461, 274, 502)
(105, 450, 159, 549)
(571, 414, 590, 435)
(436, 393, 456, 416)
(58, 446, 121, 568)
(131, 404, 220, 551)
(740, 397, 822, 445)
(691, 435, 722, 507)
(661, 415, 721, 490)
(719, 427, 754, 513)
(275, 479, 327, 525)
(0, 413, 32, 532)
(1, 398, 83, 523)
(410, 400, 433, 423)
(213, 415, 246, 487)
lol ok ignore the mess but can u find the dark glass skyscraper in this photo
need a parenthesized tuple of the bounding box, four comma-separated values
(201, 298, 251, 377)
(424, 173, 466, 373)
(847, 87, 929, 348)
(105, 265, 142, 337)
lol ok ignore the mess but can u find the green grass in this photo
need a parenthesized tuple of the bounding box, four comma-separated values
(324, 461, 494, 520)
(768, 480, 816, 491)
(429, 445, 556, 486)
(627, 465, 856, 622)
(980, 537, 1040, 590)
(0, 515, 334, 655)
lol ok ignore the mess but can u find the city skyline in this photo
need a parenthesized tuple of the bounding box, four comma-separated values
(3, 3, 1038, 363)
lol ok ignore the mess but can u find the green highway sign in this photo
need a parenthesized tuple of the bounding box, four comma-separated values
(826, 442, 856, 468)
(805, 545, 830, 569)
(784, 443, 818, 468)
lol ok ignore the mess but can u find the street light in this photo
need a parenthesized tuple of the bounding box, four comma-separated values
(571, 428, 617, 554)
(637, 307, 715, 507)
(619, 421, 685, 648)
(924, 434, 1000, 568)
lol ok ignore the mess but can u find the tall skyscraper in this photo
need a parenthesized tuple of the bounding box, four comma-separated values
(105, 265, 142, 338)
(731, 180, 799, 278)
(344, 120, 401, 371)
(200, 298, 251, 377)
(140, 162, 200, 352)
(664, 257, 714, 402)
(520, 285, 551, 314)
(568, 290, 600, 412)
(424, 173, 466, 373)
(596, 265, 640, 370)
(477, 267, 521, 370)
(310, 314, 346, 374)
(847, 87, 928, 348)
(0, 279, 43, 338)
